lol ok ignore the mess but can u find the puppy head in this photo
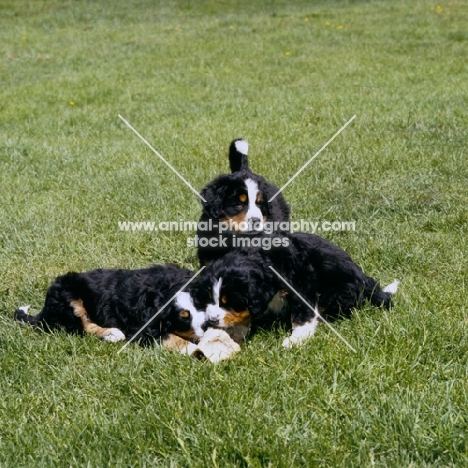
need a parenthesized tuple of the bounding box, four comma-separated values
(204, 277, 252, 331)
(200, 174, 271, 233)
(193, 250, 277, 341)
(168, 291, 206, 342)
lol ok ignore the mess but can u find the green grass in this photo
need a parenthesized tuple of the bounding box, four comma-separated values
(1, 0, 468, 466)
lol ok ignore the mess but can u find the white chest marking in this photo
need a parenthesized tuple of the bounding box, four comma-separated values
(244, 178, 264, 231)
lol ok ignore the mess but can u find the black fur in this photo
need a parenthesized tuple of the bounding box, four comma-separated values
(193, 232, 394, 337)
(193, 249, 279, 320)
(196, 138, 291, 266)
(14, 264, 204, 345)
(229, 138, 249, 172)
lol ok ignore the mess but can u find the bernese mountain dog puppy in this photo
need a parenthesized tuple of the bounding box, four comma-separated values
(196, 138, 291, 266)
(14, 264, 206, 348)
(193, 232, 399, 347)
(192, 248, 279, 344)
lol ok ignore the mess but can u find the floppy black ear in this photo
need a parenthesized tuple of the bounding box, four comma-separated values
(247, 255, 278, 318)
(200, 178, 228, 219)
(229, 138, 250, 173)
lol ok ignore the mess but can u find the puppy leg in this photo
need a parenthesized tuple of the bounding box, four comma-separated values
(162, 334, 206, 360)
(282, 315, 319, 348)
(70, 299, 125, 342)
(281, 295, 319, 348)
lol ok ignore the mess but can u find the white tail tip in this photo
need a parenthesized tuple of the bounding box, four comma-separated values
(18, 305, 31, 314)
(234, 139, 248, 156)
(383, 280, 400, 295)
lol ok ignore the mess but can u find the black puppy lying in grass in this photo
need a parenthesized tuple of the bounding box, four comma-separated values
(193, 232, 399, 347)
(14, 264, 206, 352)
(14, 264, 243, 362)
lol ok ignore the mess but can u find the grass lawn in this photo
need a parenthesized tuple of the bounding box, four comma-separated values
(1, 0, 467, 466)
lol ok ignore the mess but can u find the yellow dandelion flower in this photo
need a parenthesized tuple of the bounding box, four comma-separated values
(337, 25, 344, 30)
(285, 51, 291, 56)
(305, 18, 309, 22)
(436, 5, 442, 12)
(69, 101, 75, 106)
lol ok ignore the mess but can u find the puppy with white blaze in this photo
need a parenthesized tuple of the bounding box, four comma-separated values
(14, 264, 206, 351)
(193, 233, 399, 348)
(196, 138, 291, 266)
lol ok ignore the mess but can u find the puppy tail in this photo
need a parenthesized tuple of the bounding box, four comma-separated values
(364, 278, 399, 309)
(383, 279, 400, 295)
(14, 305, 42, 326)
(229, 138, 250, 173)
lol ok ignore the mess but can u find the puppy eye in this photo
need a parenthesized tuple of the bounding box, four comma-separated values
(239, 193, 247, 203)
(221, 295, 228, 304)
(179, 310, 190, 319)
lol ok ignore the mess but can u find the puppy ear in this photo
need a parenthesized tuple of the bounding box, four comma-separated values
(143, 306, 171, 339)
(229, 138, 250, 173)
(200, 179, 228, 219)
(248, 254, 277, 317)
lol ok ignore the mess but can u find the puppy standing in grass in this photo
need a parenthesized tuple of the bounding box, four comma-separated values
(14, 264, 206, 354)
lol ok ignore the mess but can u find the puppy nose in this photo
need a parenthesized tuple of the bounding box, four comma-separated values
(249, 217, 263, 230)
(206, 305, 220, 323)
(208, 318, 219, 325)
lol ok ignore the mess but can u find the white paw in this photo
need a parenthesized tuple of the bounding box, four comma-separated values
(102, 328, 126, 342)
(282, 335, 309, 348)
(198, 328, 241, 362)
(383, 279, 400, 295)
(282, 336, 298, 348)
(18, 305, 31, 314)
(283, 317, 319, 348)
(184, 343, 206, 360)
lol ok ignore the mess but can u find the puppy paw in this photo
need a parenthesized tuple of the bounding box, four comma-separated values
(187, 345, 207, 361)
(282, 335, 307, 348)
(198, 328, 241, 362)
(282, 336, 296, 348)
(102, 328, 126, 342)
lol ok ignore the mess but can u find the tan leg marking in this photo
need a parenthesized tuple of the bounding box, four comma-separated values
(70, 299, 125, 342)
